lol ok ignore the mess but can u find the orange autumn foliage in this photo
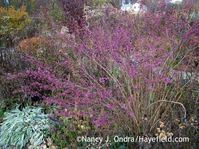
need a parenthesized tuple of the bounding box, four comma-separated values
(18, 36, 50, 54)
(0, 6, 30, 36)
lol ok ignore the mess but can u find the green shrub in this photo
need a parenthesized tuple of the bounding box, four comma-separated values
(49, 0, 64, 22)
(0, 106, 50, 149)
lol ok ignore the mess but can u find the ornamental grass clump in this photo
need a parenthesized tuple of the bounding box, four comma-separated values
(0, 106, 50, 149)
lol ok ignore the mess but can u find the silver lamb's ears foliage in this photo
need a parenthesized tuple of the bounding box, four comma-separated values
(0, 106, 50, 149)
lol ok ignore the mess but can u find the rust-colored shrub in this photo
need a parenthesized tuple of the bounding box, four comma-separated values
(18, 36, 50, 54)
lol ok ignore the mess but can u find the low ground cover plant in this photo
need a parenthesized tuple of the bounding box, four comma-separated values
(0, 106, 50, 148)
